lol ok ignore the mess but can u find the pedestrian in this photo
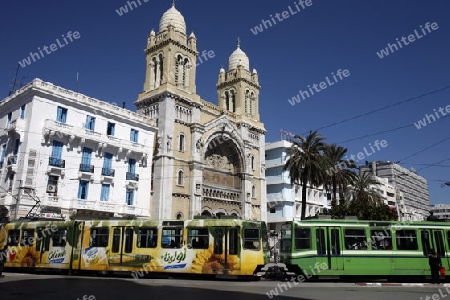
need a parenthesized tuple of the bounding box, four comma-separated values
(429, 249, 442, 284)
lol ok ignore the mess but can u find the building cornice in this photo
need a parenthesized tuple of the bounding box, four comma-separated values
(2, 79, 157, 130)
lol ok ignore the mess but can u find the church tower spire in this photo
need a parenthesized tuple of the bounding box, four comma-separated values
(138, 3, 198, 99)
(217, 39, 261, 121)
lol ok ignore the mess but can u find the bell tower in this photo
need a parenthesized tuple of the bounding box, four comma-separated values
(217, 39, 261, 121)
(139, 3, 198, 99)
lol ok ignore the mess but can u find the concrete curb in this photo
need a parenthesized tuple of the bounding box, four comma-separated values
(356, 282, 450, 287)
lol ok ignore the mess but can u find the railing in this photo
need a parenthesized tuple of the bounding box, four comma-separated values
(79, 164, 94, 173)
(126, 172, 139, 181)
(49, 157, 65, 168)
(101, 168, 115, 177)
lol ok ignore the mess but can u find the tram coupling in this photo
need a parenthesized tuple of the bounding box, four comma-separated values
(254, 263, 296, 280)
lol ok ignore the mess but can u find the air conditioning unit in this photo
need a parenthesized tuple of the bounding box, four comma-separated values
(47, 184, 57, 193)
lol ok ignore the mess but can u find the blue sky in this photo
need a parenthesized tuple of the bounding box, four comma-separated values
(1, 1, 449, 205)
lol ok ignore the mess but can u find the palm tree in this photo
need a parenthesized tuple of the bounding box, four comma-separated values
(323, 144, 358, 202)
(346, 172, 383, 204)
(283, 130, 327, 220)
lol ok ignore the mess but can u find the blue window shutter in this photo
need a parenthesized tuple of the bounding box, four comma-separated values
(103, 153, 113, 169)
(91, 117, 95, 131)
(100, 184, 110, 201)
(78, 181, 89, 199)
(111, 123, 115, 136)
(128, 159, 136, 173)
(85, 116, 90, 129)
(52, 141, 63, 159)
(130, 129, 133, 141)
(57, 107, 62, 122)
(20, 105, 25, 119)
(82, 147, 92, 165)
(62, 108, 67, 123)
(135, 130, 139, 142)
(126, 189, 134, 205)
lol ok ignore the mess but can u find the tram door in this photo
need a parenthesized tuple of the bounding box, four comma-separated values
(109, 226, 134, 266)
(212, 227, 241, 272)
(421, 229, 446, 265)
(316, 227, 344, 271)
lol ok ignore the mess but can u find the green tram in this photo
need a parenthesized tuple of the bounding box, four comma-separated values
(278, 219, 449, 281)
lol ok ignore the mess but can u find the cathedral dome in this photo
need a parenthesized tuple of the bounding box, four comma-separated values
(228, 45, 250, 71)
(159, 4, 186, 34)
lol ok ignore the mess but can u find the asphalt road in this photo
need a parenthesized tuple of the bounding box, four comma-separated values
(0, 273, 448, 300)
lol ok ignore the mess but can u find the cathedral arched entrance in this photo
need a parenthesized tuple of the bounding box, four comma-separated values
(201, 136, 244, 217)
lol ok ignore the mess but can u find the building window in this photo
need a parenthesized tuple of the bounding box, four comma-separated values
(179, 134, 185, 152)
(107, 122, 115, 136)
(49, 140, 64, 167)
(80, 147, 93, 172)
(102, 153, 114, 176)
(56, 106, 67, 123)
(0, 144, 6, 168)
(126, 159, 138, 181)
(78, 180, 89, 200)
(100, 184, 110, 201)
(177, 170, 184, 186)
(252, 185, 256, 198)
(85, 115, 96, 131)
(6, 112, 12, 126)
(47, 176, 58, 194)
(251, 155, 255, 170)
(126, 189, 134, 205)
(20, 105, 25, 119)
(130, 129, 139, 143)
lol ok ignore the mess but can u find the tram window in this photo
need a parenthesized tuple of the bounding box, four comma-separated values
(36, 227, 51, 251)
(229, 228, 238, 255)
(396, 230, 418, 250)
(20, 229, 35, 247)
(294, 228, 311, 250)
(281, 225, 292, 252)
(137, 227, 158, 248)
(243, 228, 260, 251)
(344, 228, 367, 250)
(187, 228, 209, 249)
(52, 228, 67, 247)
(316, 229, 326, 255)
(90, 227, 109, 247)
(421, 231, 431, 255)
(434, 231, 445, 258)
(214, 228, 223, 254)
(7, 229, 20, 246)
(124, 228, 133, 253)
(446, 232, 450, 251)
(112, 228, 121, 252)
(162, 227, 183, 248)
(370, 229, 392, 250)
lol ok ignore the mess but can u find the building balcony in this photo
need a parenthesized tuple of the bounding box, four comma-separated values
(126, 172, 139, 181)
(43, 119, 147, 158)
(101, 168, 115, 177)
(47, 157, 66, 176)
(79, 164, 94, 173)
(4, 118, 25, 135)
(119, 204, 136, 215)
(49, 157, 65, 168)
(41, 195, 62, 208)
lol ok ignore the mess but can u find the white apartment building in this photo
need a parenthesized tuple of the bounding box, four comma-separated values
(265, 140, 326, 232)
(0, 79, 157, 220)
(360, 161, 429, 221)
(371, 176, 397, 208)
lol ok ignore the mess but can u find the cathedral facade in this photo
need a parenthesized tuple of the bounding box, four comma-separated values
(135, 4, 267, 221)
